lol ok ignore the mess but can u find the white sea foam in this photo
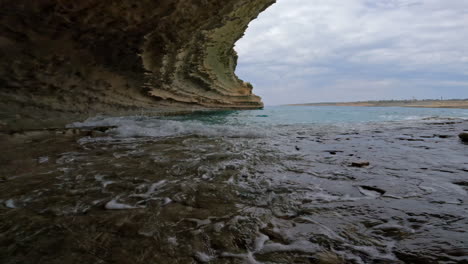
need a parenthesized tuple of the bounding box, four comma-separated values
(167, 236, 178, 246)
(5, 199, 16, 209)
(69, 116, 269, 139)
(404, 115, 425, 121)
(131, 180, 167, 198)
(195, 252, 215, 263)
(348, 244, 398, 262)
(221, 251, 260, 264)
(102, 181, 115, 188)
(186, 218, 212, 228)
(213, 222, 225, 232)
(38, 156, 49, 164)
(162, 197, 172, 205)
(254, 234, 270, 251)
(56, 152, 82, 164)
(105, 199, 142, 210)
(94, 174, 114, 188)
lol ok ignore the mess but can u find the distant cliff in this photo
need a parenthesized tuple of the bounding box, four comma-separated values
(0, 0, 275, 130)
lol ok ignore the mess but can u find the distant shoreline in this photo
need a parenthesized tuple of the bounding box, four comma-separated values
(287, 99, 468, 109)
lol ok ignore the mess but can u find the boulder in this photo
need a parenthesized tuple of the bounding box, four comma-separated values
(459, 133, 468, 142)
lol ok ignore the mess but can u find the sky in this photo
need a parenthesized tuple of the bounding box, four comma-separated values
(235, 0, 468, 105)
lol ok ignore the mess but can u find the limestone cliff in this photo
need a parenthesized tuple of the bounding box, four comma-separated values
(0, 0, 275, 130)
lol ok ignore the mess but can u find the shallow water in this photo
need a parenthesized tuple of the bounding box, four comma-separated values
(1, 106, 468, 263)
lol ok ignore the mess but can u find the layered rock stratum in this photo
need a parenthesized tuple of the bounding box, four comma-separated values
(0, 0, 275, 130)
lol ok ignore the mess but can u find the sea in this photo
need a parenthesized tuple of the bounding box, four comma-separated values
(71, 105, 468, 137)
(2, 106, 468, 263)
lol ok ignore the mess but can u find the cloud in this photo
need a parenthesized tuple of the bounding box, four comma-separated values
(235, 0, 468, 105)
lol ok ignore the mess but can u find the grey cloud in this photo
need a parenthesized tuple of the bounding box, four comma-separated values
(235, 0, 468, 105)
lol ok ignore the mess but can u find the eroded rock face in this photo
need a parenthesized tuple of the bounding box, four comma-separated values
(0, 0, 275, 130)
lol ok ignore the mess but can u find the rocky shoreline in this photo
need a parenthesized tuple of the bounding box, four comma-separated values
(1, 118, 467, 263)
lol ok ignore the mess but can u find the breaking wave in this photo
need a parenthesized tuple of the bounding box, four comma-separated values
(69, 115, 271, 139)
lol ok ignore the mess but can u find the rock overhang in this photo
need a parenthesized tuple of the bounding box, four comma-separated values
(0, 0, 276, 130)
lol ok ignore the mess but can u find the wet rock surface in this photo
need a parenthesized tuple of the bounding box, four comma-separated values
(1, 119, 468, 263)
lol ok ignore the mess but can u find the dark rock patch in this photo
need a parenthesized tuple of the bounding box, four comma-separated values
(459, 132, 468, 142)
(350, 161, 370, 167)
(324, 150, 343, 155)
(397, 137, 425, 142)
(453, 181, 468, 187)
(435, 134, 452, 139)
(359, 185, 386, 195)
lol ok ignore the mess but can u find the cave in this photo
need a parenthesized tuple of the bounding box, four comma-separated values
(0, 0, 276, 130)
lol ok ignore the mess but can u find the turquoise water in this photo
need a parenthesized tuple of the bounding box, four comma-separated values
(168, 106, 468, 125)
(71, 106, 468, 139)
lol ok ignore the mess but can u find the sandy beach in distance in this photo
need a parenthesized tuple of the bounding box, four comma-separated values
(289, 99, 468, 109)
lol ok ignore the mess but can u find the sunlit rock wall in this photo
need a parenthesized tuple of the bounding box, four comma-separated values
(0, 0, 275, 130)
